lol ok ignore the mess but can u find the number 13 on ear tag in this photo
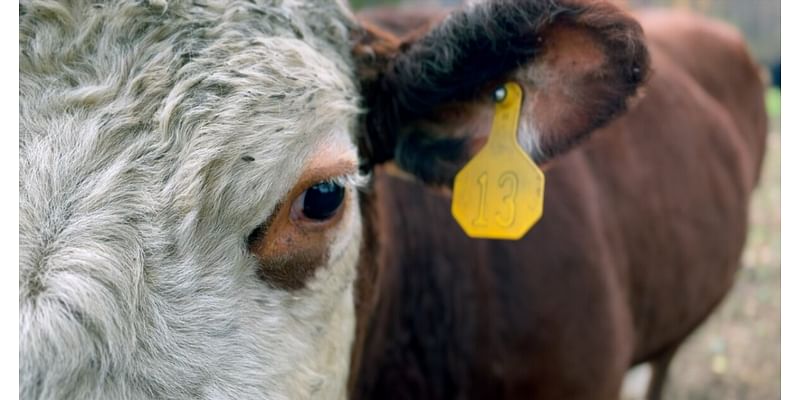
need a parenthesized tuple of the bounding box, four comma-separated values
(451, 82, 544, 240)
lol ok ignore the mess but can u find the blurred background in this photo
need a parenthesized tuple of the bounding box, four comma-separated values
(349, 0, 781, 398)
(628, 5, 780, 400)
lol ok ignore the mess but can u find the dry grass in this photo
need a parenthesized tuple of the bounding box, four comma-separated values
(664, 116, 781, 399)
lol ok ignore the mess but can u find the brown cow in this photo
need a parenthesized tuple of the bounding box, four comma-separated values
(348, 3, 767, 400)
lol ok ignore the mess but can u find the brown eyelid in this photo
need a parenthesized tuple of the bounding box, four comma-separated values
(248, 159, 356, 290)
(295, 160, 359, 193)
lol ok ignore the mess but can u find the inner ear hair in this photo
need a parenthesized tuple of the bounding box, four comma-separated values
(520, 5, 650, 160)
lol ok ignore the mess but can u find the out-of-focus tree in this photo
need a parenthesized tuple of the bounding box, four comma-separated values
(350, 0, 400, 12)
(628, 0, 779, 63)
(349, 0, 779, 66)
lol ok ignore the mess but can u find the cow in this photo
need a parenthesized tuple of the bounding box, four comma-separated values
(18, 1, 765, 400)
(348, 5, 767, 400)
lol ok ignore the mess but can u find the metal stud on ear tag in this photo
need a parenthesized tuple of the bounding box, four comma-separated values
(451, 82, 545, 240)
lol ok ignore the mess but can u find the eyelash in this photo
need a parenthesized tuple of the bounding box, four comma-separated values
(246, 171, 368, 244)
(327, 171, 370, 191)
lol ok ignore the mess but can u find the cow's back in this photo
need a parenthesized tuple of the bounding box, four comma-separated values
(637, 10, 768, 187)
(353, 9, 767, 400)
(608, 12, 768, 362)
(584, 26, 766, 363)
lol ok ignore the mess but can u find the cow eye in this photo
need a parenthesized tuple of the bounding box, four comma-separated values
(294, 181, 345, 221)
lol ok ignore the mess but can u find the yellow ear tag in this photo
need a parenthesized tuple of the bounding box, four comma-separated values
(451, 82, 544, 240)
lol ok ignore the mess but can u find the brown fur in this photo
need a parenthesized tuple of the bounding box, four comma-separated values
(348, 2, 767, 399)
(356, 7, 450, 38)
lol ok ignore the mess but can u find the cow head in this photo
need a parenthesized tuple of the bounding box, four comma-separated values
(20, 1, 364, 398)
(19, 0, 647, 399)
(353, 0, 649, 184)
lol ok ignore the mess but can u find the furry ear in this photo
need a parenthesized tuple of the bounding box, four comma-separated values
(353, 0, 649, 184)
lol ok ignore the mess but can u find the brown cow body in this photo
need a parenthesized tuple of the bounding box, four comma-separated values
(351, 8, 766, 400)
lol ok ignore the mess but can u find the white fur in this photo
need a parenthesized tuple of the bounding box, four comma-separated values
(511, 69, 545, 161)
(621, 364, 653, 400)
(19, 1, 364, 398)
(516, 115, 544, 161)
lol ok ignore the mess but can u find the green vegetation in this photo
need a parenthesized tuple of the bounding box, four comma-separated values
(766, 87, 781, 119)
(349, 0, 401, 11)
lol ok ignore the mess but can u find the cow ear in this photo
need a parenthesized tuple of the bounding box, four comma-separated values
(353, 0, 649, 184)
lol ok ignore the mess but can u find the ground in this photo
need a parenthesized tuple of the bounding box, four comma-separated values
(664, 89, 781, 399)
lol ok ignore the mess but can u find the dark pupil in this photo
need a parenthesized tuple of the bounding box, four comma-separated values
(302, 181, 345, 220)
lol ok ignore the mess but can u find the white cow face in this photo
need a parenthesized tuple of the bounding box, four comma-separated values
(20, 1, 365, 398)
